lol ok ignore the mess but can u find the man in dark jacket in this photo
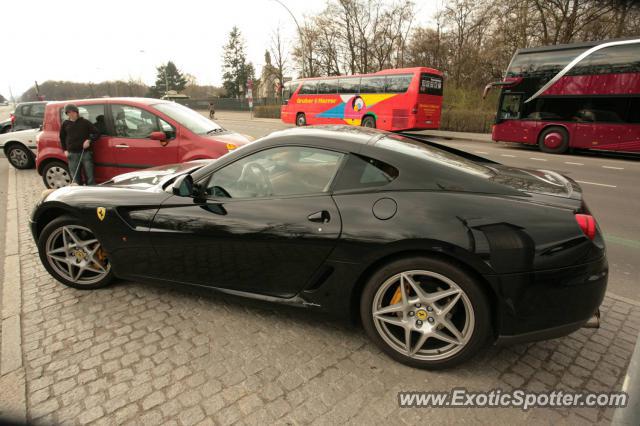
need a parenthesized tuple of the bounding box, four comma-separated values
(60, 104, 99, 185)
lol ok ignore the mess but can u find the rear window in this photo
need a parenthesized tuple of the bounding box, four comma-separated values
(333, 154, 399, 191)
(30, 103, 46, 118)
(377, 134, 493, 177)
(419, 74, 443, 95)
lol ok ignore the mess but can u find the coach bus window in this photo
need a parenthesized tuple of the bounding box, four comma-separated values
(507, 48, 587, 77)
(299, 81, 317, 95)
(499, 94, 522, 119)
(317, 79, 338, 94)
(628, 98, 640, 123)
(282, 81, 297, 101)
(577, 44, 640, 75)
(385, 74, 412, 93)
(360, 76, 385, 93)
(338, 77, 360, 94)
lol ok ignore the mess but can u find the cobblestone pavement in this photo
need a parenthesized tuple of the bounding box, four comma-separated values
(2, 167, 639, 425)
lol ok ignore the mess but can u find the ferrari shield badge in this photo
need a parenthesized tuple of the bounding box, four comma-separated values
(96, 207, 106, 221)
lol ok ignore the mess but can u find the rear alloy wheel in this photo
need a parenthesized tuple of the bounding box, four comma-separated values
(538, 126, 569, 154)
(361, 257, 490, 369)
(38, 216, 113, 289)
(296, 113, 307, 126)
(6, 144, 35, 169)
(42, 161, 71, 189)
(362, 115, 376, 128)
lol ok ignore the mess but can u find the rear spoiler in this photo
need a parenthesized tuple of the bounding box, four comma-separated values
(396, 132, 499, 165)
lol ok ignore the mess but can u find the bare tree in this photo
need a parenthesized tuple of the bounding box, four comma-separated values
(269, 26, 290, 96)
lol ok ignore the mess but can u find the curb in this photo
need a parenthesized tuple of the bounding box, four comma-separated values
(613, 332, 640, 425)
(0, 166, 26, 423)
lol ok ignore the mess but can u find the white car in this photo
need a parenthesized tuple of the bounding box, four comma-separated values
(0, 128, 40, 169)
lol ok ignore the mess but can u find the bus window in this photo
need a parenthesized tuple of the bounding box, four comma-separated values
(360, 76, 385, 93)
(508, 48, 587, 77)
(577, 44, 640, 75)
(385, 74, 413, 93)
(299, 81, 317, 95)
(282, 81, 298, 102)
(338, 77, 360, 94)
(628, 98, 640, 123)
(317, 79, 338, 94)
(499, 94, 523, 119)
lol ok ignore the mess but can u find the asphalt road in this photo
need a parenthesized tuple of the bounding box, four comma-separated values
(213, 111, 640, 302)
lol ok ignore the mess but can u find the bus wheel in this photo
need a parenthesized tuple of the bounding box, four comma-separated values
(362, 115, 376, 129)
(296, 113, 306, 126)
(538, 127, 569, 154)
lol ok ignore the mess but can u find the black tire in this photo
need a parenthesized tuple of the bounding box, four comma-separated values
(296, 113, 306, 126)
(538, 126, 569, 154)
(6, 144, 35, 169)
(362, 115, 376, 128)
(41, 160, 71, 189)
(360, 256, 491, 369)
(37, 215, 113, 290)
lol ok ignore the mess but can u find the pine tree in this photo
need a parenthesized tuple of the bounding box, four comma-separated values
(148, 61, 188, 97)
(222, 27, 255, 98)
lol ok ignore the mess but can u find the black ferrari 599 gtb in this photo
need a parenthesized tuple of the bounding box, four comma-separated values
(31, 126, 607, 369)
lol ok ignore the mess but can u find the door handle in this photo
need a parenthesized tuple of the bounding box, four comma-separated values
(308, 210, 330, 223)
(115, 144, 129, 148)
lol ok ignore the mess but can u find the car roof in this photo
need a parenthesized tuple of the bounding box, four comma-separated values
(191, 125, 523, 197)
(16, 101, 47, 106)
(259, 125, 386, 149)
(45, 97, 171, 107)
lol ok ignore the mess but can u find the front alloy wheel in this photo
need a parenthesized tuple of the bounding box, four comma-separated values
(361, 257, 490, 369)
(38, 216, 113, 289)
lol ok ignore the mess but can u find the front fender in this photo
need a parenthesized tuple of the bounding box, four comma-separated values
(36, 148, 67, 175)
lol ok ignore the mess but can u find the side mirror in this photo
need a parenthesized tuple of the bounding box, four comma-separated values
(172, 174, 194, 197)
(149, 131, 166, 141)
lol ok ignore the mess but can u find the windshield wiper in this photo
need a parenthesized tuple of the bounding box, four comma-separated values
(206, 128, 225, 135)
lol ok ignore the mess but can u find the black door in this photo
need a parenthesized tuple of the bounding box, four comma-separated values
(148, 146, 346, 297)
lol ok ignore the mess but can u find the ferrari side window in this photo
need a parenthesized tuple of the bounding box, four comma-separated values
(206, 147, 345, 199)
(333, 154, 398, 191)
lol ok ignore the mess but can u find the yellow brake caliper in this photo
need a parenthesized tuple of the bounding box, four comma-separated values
(94, 247, 108, 269)
(390, 284, 405, 305)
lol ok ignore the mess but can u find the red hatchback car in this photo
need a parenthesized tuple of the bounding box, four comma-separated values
(36, 98, 252, 188)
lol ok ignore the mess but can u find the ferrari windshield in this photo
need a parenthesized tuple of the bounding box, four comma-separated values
(106, 162, 208, 189)
(153, 102, 225, 135)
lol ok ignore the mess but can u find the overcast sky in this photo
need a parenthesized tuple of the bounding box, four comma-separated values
(1, 0, 441, 98)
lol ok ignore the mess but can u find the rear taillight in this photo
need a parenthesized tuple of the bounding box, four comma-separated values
(575, 214, 596, 240)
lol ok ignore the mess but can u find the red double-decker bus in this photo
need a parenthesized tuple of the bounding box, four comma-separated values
(280, 67, 443, 131)
(486, 38, 640, 153)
